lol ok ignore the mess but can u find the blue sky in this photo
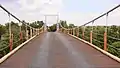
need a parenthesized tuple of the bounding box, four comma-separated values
(0, 0, 120, 25)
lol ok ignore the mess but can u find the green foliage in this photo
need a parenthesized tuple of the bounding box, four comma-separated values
(111, 42, 120, 48)
(68, 24, 75, 28)
(0, 24, 6, 40)
(60, 20, 68, 28)
(80, 25, 120, 58)
(30, 21, 44, 28)
(0, 20, 120, 58)
(48, 20, 70, 32)
(48, 24, 57, 32)
(108, 42, 120, 57)
(0, 20, 44, 58)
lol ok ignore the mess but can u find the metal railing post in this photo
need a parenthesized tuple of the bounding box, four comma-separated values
(73, 29, 74, 35)
(90, 21, 94, 43)
(30, 27, 32, 38)
(8, 14, 13, 51)
(71, 29, 72, 35)
(82, 26, 85, 39)
(77, 28, 79, 37)
(25, 23, 28, 40)
(19, 23, 23, 41)
(90, 31, 92, 43)
(104, 14, 108, 51)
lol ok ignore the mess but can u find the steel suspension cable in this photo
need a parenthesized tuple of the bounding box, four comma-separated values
(0, 4, 44, 30)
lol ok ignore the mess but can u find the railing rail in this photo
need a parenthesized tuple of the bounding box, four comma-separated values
(59, 4, 120, 58)
(0, 4, 44, 58)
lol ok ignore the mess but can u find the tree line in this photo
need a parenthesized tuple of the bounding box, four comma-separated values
(0, 21, 44, 58)
(0, 20, 120, 58)
(49, 20, 120, 58)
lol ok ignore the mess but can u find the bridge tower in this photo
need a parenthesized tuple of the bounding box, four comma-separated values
(56, 23, 59, 31)
(44, 14, 59, 32)
(44, 23, 47, 32)
(44, 15, 47, 32)
(56, 15, 59, 31)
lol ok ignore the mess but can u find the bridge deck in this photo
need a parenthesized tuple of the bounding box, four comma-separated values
(0, 32, 120, 68)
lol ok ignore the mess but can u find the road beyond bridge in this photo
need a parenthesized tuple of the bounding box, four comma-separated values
(0, 32, 120, 68)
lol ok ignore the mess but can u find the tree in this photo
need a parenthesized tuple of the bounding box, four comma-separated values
(30, 21, 44, 28)
(60, 20, 68, 28)
(108, 42, 120, 57)
(48, 24, 57, 32)
(0, 24, 6, 40)
(68, 24, 75, 28)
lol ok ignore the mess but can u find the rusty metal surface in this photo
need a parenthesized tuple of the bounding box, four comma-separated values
(0, 32, 120, 68)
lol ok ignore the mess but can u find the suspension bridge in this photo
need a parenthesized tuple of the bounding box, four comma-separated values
(0, 4, 120, 68)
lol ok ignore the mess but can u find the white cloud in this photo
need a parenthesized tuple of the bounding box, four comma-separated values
(60, 11, 100, 26)
(16, 0, 63, 25)
(17, 0, 63, 14)
(0, 0, 120, 26)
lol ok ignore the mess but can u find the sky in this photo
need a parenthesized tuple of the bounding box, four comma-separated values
(0, 0, 120, 26)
